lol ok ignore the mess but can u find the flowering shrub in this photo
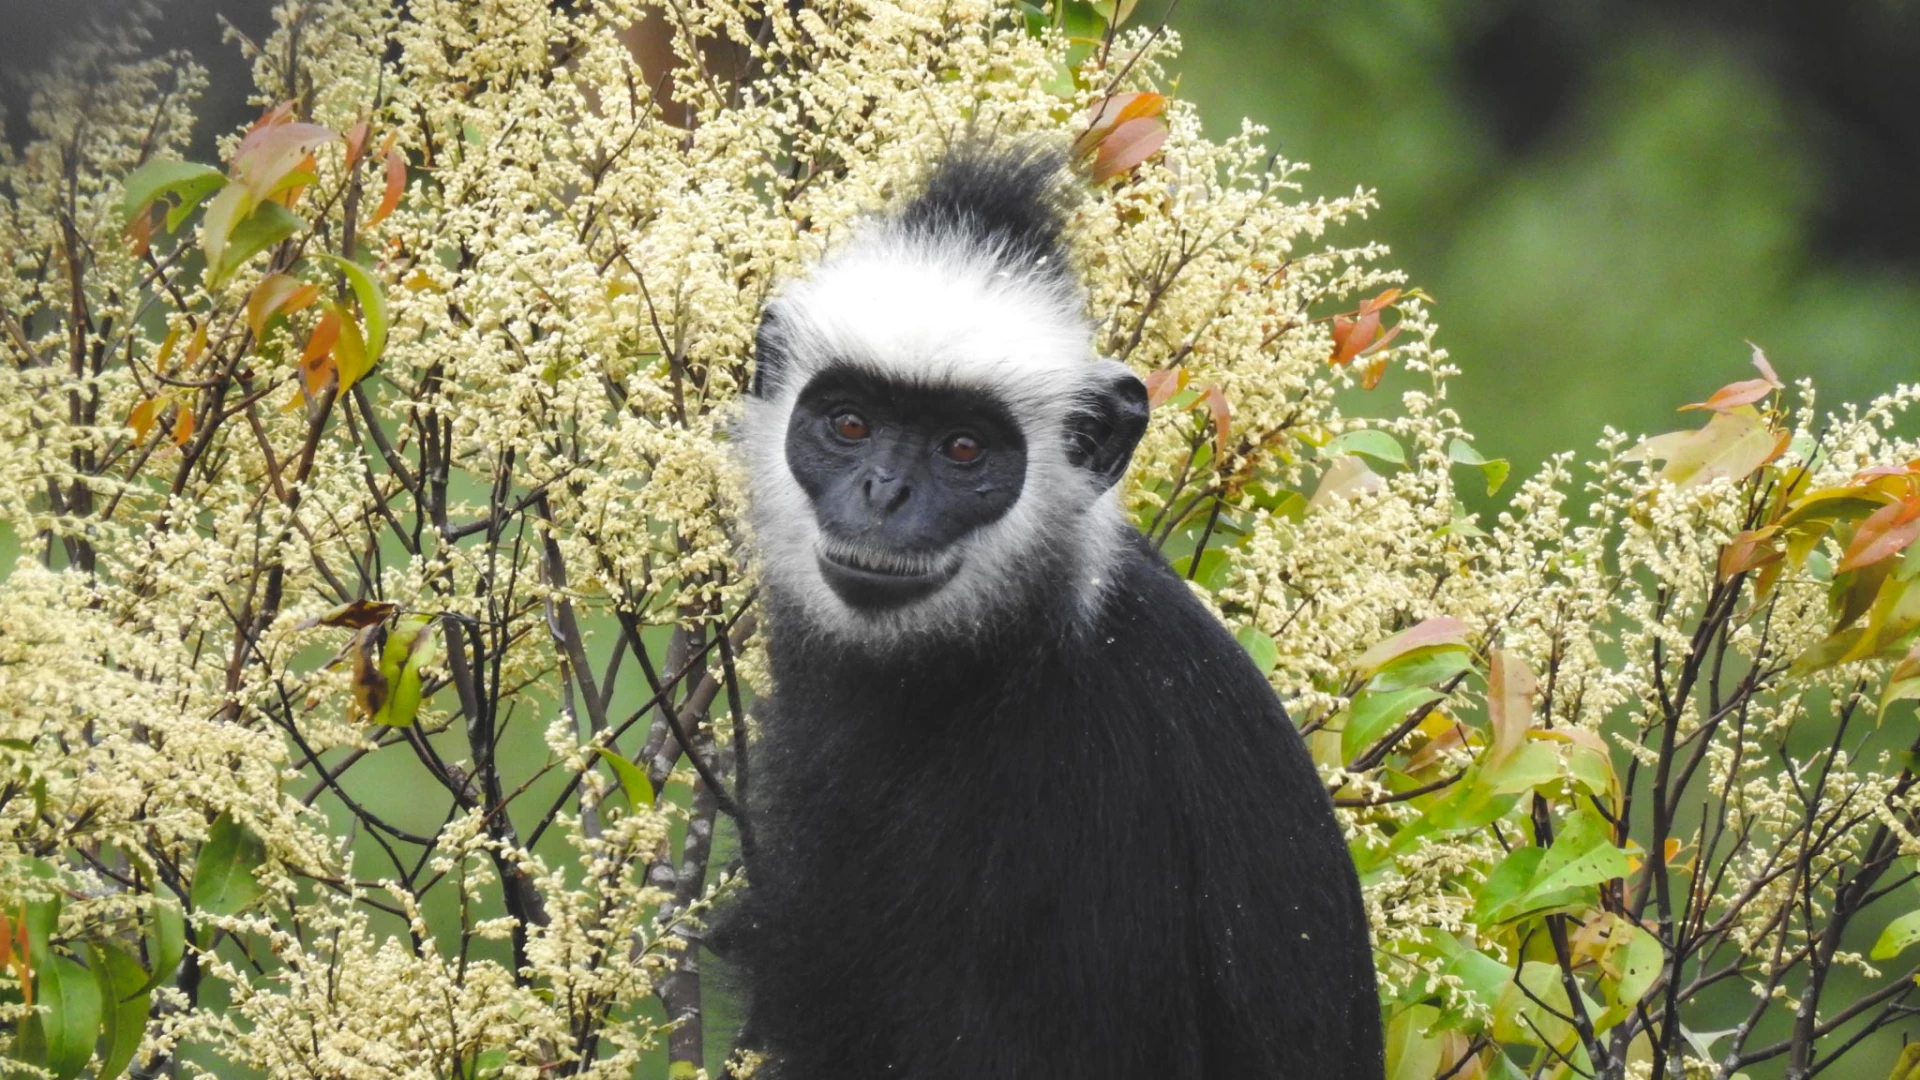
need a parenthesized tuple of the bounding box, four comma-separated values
(1, 2, 1917, 1079)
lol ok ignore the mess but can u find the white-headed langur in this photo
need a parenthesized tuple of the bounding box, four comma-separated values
(726, 143, 1384, 1080)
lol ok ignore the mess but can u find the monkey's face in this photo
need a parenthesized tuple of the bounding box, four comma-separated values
(783, 366, 1028, 612)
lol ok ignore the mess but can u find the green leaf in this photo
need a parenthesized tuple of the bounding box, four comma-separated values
(1324, 429, 1407, 466)
(1471, 847, 1544, 925)
(1341, 687, 1443, 761)
(1368, 644, 1474, 693)
(89, 943, 151, 1080)
(595, 748, 656, 808)
(1480, 741, 1559, 795)
(120, 160, 225, 224)
(314, 252, 389, 363)
(1870, 909, 1920, 961)
(1436, 939, 1514, 1013)
(213, 201, 301, 284)
(1234, 626, 1278, 674)
(190, 813, 268, 918)
(371, 615, 437, 728)
(1612, 920, 1663, 1006)
(668, 1063, 699, 1080)
(1522, 805, 1628, 903)
(131, 898, 184, 997)
(37, 953, 103, 1080)
(1384, 1003, 1443, 1080)
(1448, 437, 1511, 494)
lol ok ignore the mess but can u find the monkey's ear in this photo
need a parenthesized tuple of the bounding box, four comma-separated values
(750, 307, 785, 397)
(1066, 362, 1150, 491)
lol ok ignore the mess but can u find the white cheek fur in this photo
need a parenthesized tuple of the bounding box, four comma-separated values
(737, 222, 1132, 648)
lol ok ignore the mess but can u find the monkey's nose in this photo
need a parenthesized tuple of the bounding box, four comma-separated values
(862, 473, 911, 513)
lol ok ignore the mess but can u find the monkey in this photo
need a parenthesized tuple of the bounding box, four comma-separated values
(726, 143, 1383, 1080)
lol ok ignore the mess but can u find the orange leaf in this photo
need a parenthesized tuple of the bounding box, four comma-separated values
(1329, 310, 1381, 365)
(247, 273, 321, 339)
(1358, 288, 1402, 317)
(129, 396, 163, 441)
(247, 101, 296, 135)
(1679, 377, 1776, 413)
(171, 397, 196, 446)
(367, 147, 406, 227)
(343, 120, 371, 170)
(1359, 354, 1389, 390)
(0, 912, 10, 972)
(1838, 496, 1920, 573)
(1081, 91, 1166, 140)
(378, 129, 398, 160)
(1203, 383, 1231, 458)
(1719, 527, 1783, 580)
(1143, 367, 1185, 409)
(126, 206, 153, 257)
(300, 310, 343, 396)
(1092, 116, 1168, 182)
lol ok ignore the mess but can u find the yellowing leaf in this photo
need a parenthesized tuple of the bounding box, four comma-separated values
(1484, 650, 1536, 770)
(232, 121, 336, 201)
(1628, 408, 1787, 489)
(333, 309, 372, 393)
(246, 273, 320, 340)
(128, 397, 162, 441)
(1355, 616, 1472, 674)
(372, 615, 437, 728)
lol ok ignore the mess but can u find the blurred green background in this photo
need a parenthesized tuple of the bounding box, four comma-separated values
(1159, 0, 1920, 480)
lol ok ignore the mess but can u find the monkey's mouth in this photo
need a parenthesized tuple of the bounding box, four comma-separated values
(815, 538, 960, 610)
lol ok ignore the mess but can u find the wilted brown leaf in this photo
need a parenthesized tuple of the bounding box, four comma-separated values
(350, 624, 389, 719)
(296, 599, 398, 631)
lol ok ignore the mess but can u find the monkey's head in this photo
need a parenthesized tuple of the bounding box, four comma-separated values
(740, 145, 1149, 646)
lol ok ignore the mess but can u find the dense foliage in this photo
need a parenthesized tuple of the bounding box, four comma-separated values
(0, 2, 1916, 1079)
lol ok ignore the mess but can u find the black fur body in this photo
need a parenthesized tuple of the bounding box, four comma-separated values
(732, 533, 1382, 1079)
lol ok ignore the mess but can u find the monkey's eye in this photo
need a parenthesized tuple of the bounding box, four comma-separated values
(940, 434, 983, 463)
(830, 412, 869, 441)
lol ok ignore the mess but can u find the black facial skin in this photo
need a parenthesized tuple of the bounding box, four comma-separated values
(785, 366, 1027, 610)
